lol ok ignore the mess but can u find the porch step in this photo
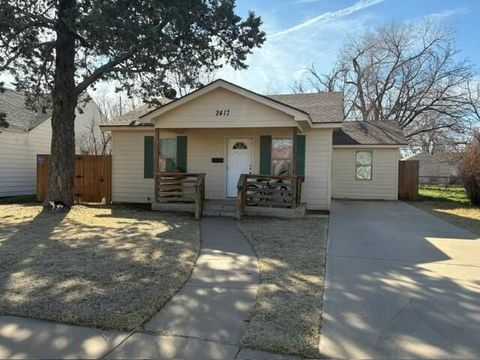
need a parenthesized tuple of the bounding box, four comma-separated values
(203, 209, 237, 218)
(203, 200, 237, 218)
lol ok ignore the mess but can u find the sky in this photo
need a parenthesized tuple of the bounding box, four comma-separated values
(217, 0, 480, 93)
(1, 0, 479, 96)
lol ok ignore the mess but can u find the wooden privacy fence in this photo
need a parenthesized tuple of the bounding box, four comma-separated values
(398, 160, 419, 201)
(37, 154, 112, 203)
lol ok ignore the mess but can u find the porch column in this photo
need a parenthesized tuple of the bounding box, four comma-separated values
(292, 126, 298, 175)
(154, 128, 159, 202)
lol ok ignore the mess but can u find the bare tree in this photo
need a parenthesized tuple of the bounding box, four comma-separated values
(77, 114, 111, 155)
(78, 87, 142, 155)
(299, 21, 475, 146)
(167, 67, 217, 97)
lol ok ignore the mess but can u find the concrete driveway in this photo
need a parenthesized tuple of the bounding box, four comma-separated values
(320, 200, 480, 359)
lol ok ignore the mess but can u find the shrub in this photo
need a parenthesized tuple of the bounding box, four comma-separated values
(459, 132, 480, 205)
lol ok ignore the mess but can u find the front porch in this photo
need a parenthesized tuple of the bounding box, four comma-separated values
(151, 172, 306, 219)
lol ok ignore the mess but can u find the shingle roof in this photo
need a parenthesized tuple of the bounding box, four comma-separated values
(268, 92, 344, 123)
(0, 89, 51, 131)
(333, 121, 407, 146)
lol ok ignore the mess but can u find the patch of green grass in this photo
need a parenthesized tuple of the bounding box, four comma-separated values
(237, 217, 327, 358)
(412, 185, 480, 237)
(419, 185, 471, 205)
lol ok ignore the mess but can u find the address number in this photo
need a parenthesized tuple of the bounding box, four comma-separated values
(216, 109, 230, 116)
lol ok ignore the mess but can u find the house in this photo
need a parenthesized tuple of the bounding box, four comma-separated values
(0, 89, 102, 197)
(101, 79, 407, 215)
(403, 152, 460, 184)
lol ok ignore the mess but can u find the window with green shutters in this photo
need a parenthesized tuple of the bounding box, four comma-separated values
(259, 134, 306, 177)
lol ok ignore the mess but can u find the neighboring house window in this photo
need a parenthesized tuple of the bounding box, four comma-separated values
(272, 138, 293, 176)
(355, 151, 373, 180)
(159, 138, 177, 172)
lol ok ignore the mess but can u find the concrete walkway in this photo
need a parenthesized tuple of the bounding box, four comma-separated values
(0, 217, 298, 359)
(320, 200, 480, 359)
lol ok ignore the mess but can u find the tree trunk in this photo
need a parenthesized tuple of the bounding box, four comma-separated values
(46, 0, 77, 206)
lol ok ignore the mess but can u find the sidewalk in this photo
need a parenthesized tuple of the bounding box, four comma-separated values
(0, 217, 301, 360)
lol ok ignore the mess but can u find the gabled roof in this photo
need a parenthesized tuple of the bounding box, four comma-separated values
(104, 79, 344, 128)
(333, 121, 407, 146)
(0, 89, 51, 131)
(140, 79, 312, 124)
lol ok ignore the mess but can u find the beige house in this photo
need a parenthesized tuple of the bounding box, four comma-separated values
(101, 80, 406, 216)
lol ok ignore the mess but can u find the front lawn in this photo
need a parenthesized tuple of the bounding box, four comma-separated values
(0, 204, 200, 331)
(237, 217, 328, 358)
(412, 185, 480, 236)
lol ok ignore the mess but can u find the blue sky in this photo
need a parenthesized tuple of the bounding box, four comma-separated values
(1, 0, 478, 96)
(218, 0, 480, 93)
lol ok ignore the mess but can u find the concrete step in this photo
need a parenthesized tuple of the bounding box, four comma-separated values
(203, 209, 237, 218)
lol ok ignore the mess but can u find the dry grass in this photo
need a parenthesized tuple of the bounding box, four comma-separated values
(237, 217, 328, 358)
(412, 185, 480, 237)
(0, 204, 200, 331)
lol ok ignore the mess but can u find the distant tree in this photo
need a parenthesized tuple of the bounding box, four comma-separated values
(459, 132, 480, 205)
(297, 21, 475, 147)
(0, 0, 265, 205)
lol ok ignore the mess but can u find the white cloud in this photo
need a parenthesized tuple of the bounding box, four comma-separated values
(217, 0, 385, 93)
(427, 7, 469, 21)
(269, 0, 385, 38)
(217, 12, 375, 93)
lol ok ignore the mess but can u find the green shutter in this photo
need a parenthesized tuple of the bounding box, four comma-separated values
(259, 135, 272, 175)
(144, 136, 154, 178)
(295, 135, 306, 177)
(176, 135, 188, 172)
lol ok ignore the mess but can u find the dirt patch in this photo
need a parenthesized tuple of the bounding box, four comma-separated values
(0, 204, 200, 331)
(238, 217, 328, 358)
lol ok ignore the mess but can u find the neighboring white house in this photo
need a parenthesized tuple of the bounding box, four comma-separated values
(101, 79, 407, 211)
(403, 152, 460, 184)
(0, 89, 102, 197)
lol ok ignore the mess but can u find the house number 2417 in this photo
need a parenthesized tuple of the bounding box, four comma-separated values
(216, 109, 230, 116)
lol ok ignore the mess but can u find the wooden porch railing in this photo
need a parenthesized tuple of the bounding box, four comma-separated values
(237, 174, 303, 219)
(156, 173, 206, 219)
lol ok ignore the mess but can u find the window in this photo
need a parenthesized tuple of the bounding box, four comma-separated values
(233, 142, 248, 150)
(159, 138, 177, 172)
(355, 151, 373, 180)
(272, 138, 293, 176)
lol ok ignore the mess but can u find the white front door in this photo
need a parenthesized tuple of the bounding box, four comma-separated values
(227, 139, 252, 197)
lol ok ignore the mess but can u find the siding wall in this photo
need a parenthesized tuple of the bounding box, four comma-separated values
(332, 147, 400, 200)
(111, 130, 155, 203)
(0, 121, 51, 196)
(302, 128, 332, 210)
(111, 127, 332, 209)
(0, 100, 102, 197)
